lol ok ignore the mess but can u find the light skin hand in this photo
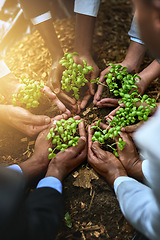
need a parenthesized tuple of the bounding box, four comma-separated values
(0, 105, 51, 137)
(116, 132, 143, 181)
(88, 126, 127, 187)
(45, 119, 87, 182)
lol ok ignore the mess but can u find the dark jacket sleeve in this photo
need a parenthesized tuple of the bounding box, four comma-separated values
(5, 187, 64, 240)
(18, 0, 50, 19)
(25, 187, 64, 240)
(0, 167, 64, 240)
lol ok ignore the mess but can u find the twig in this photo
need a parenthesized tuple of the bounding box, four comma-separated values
(88, 190, 95, 211)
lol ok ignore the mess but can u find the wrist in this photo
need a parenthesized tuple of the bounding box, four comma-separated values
(19, 154, 47, 180)
(107, 168, 128, 188)
(45, 164, 63, 182)
(127, 158, 143, 181)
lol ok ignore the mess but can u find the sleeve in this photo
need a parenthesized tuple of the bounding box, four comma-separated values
(114, 177, 160, 240)
(17, 187, 64, 240)
(37, 176, 62, 194)
(114, 108, 160, 240)
(18, 0, 50, 19)
(74, 0, 100, 17)
(128, 16, 144, 45)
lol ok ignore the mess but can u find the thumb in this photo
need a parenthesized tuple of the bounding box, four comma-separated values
(91, 141, 102, 156)
(28, 113, 51, 126)
(68, 137, 86, 158)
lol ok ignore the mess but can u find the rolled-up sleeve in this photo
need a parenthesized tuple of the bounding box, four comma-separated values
(74, 0, 100, 17)
(128, 16, 144, 45)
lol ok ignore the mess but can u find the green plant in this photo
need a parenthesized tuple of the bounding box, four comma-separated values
(64, 212, 72, 228)
(91, 63, 157, 156)
(91, 120, 125, 157)
(47, 117, 82, 159)
(59, 52, 94, 100)
(12, 77, 44, 108)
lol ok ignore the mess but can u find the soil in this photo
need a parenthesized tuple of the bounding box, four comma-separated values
(1, 0, 160, 239)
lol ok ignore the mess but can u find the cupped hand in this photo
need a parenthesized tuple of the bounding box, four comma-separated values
(45, 118, 87, 181)
(1, 105, 51, 137)
(87, 125, 127, 187)
(116, 132, 143, 181)
(73, 54, 100, 110)
(19, 114, 68, 180)
(47, 60, 77, 112)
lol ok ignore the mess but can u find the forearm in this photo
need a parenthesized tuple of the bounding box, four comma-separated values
(19, 155, 47, 181)
(122, 41, 146, 72)
(74, 13, 96, 56)
(138, 60, 160, 91)
(114, 177, 160, 240)
(36, 19, 64, 61)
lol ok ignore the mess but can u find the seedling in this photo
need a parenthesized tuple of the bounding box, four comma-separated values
(91, 120, 125, 157)
(91, 63, 157, 156)
(47, 117, 82, 159)
(12, 76, 44, 108)
(64, 212, 72, 228)
(59, 52, 94, 100)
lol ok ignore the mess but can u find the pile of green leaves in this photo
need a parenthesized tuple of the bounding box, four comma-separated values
(47, 117, 82, 159)
(12, 77, 44, 108)
(60, 52, 93, 100)
(92, 63, 157, 156)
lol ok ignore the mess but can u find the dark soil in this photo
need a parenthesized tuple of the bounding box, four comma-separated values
(1, 0, 160, 239)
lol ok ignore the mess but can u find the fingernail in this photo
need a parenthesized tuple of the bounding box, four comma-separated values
(45, 117, 51, 124)
(54, 88, 59, 94)
(81, 136, 86, 142)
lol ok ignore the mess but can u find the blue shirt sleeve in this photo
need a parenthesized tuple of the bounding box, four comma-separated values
(36, 177, 62, 194)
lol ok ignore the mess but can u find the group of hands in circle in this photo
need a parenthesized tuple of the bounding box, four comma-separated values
(2, 56, 152, 184)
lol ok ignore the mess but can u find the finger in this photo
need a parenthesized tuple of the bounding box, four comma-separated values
(105, 106, 120, 119)
(97, 102, 118, 108)
(48, 66, 62, 94)
(31, 124, 51, 137)
(42, 86, 57, 100)
(91, 141, 102, 157)
(26, 113, 51, 126)
(78, 120, 86, 138)
(73, 115, 81, 120)
(88, 125, 94, 150)
(122, 121, 144, 133)
(93, 85, 104, 104)
(58, 91, 76, 105)
(66, 137, 86, 158)
(99, 122, 109, 130)
(42, 86, 67, 113)
(80, 92, 91, 109)
(98, 98, 120, 105)
(88, 81, 95, 95)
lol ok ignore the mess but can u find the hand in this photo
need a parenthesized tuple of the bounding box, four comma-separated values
(116, 132, 143, 181)
(45, 119, 87, 181)
(18, 114, 68, 180)
(0, 105, 51, 137)
(47, 60, 77, 112)
(73, 54, 100, 110)
(87, 125, 127, 187)
(0, 73, 21, 103)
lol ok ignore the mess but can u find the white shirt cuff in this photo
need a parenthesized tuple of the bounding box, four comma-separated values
(31, 11, 52, 25)
(74, 0, 100, 17)
(130, 37, 144, 45)
(0, 60, 11, 78)
(114, 176, 135, 196)
(37, 176, 62, 194)
(7, 164, 23, 174)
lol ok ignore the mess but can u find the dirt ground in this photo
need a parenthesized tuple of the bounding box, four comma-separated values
(1, 0, 160, 239)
